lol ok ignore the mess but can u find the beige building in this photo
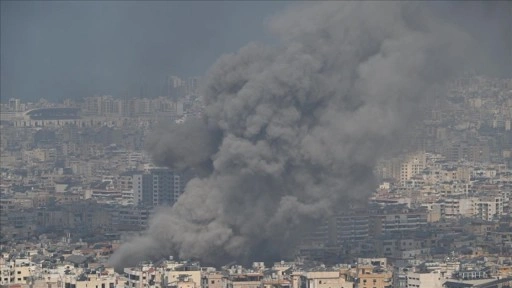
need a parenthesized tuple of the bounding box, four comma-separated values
(405, 271, 444, 288)
(13, 260, 33, 284)
(375, 151, 426, 183)
(0, 257, 15, 285)
(164, 269, 201, 288)
(23, 148, 57, 163)
(356, 259, 392, 288)
(400, 152, 427, 184)
(231, 273, 263, 288)
(0, 258, 37, 286)
(63, 268, 117, 288)
(474, 196, 504, 221)
(300, 271, 353, 288)
(441, 198, 475, 219)
(173, 274, 200, 288)
(357, 268, 392, 288)
(424, 203, 442, 222)
(203, 272, 229, 288)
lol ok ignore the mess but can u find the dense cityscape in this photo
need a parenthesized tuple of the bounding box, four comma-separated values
(1, 72, 511, 288)
(2, 1, 512, 288)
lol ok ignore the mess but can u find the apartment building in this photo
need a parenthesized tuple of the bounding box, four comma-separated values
(123, 263, 160, 288)
(356, 263, 392, 288)
(405, 271, 444, 288)
(400, 152, 427, 184)
(474, 197, 504, 221)
(231, 273, 264, 288)
(299, 271, 353, 288)
(369, 206, 428, 237)
(202, 272, 229, 288)
(132, 168, 184, 208)
(63, 271, 117, 288)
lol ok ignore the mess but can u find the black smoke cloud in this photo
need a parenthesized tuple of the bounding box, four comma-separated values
(109, 2, 509, 268)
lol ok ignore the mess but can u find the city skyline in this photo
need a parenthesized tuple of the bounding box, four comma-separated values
(2, 2, 511, 102)
(0, 1, 288, 101)
(0, 1, 511, 287)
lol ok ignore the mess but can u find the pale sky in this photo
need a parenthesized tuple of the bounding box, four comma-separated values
(1, 1, 288, 101)
(1, 1, 509, 102)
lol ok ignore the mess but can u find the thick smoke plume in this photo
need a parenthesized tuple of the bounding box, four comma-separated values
(110, 2, 507, 269)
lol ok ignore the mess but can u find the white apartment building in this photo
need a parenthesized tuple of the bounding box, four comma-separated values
(441, 198, 475, 219)
(440, 196, 504, 221)
(474, 196, 504, 221)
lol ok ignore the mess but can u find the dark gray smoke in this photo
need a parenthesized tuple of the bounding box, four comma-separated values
(146, 119, 222, 176)
(109, 2, 508, 269)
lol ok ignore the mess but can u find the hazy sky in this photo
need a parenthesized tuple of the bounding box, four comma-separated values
(2, 1, 510, 102)
(1, 1, 288, 101)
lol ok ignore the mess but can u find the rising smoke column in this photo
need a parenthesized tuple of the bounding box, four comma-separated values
(110, 1, 489, 268)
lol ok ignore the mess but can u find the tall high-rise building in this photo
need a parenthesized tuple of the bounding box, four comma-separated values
(132, 167, 185, 208)
(8, 98, 21, 112)
(186, 77, 200, 95)
(167, 75, 200, 99)
(168, 75, 186, 100)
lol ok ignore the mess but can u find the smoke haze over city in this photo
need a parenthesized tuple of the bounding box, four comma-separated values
(1, 0, 511, 278)
(109, 1, 511, 269)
